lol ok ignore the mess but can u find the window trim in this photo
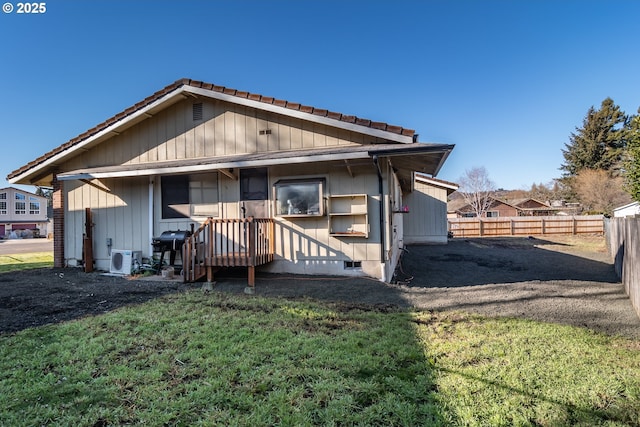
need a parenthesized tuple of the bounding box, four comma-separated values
(273, 178, 325, 218)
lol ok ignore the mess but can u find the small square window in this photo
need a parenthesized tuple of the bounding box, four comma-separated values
(274, 179, 324, 217)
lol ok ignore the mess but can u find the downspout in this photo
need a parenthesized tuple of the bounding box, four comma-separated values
(149, 176, 154, 257)
(372, 155, 385, 265)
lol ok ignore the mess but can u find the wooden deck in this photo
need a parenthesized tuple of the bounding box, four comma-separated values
(182, 217, 275, 288)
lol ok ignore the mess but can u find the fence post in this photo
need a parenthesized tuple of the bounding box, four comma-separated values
(478, 219, 483, 237)
(573, 216, 577, 235)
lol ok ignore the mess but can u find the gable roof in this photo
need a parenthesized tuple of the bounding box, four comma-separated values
(448, 196, 520, 213)
(0, 186, 44, 199)
(507, 198, 550, 208)
(8, 78, 422, 185)
(414, 173, 459, 194)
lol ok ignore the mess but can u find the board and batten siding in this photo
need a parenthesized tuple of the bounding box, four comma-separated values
(267, 163, 382, 278)
(403, 180, 449, 244)
(65, 98, 381, 171)
(64, 177, 150, 270)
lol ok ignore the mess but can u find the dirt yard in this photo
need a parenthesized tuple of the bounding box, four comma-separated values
(1, 235, 639, 339)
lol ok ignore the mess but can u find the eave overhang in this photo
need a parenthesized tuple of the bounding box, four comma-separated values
(56, 143, 454, 183)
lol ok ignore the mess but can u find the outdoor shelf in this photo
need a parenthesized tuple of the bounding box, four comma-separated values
(328, 194, 369, 238)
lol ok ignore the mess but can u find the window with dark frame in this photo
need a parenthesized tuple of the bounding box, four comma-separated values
(274, 178, 325, 217)
(161, 173, 219, 219)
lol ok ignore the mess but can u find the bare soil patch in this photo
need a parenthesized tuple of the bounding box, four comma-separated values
(1, 235, 639, 339)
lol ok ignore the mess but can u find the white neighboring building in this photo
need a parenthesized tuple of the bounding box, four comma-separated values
(0, 187, 50, 238)
(403, 174, 458, 244)
(613, 201, 640, 218)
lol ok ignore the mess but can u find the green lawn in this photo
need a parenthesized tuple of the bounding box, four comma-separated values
(0, 252, 53, 272)
(1, 290, 638, 426)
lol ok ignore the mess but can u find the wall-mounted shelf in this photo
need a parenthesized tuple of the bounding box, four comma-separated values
(328, 194, 369, 238)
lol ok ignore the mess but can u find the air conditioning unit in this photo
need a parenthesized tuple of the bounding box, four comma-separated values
(110, 250, 142, 275)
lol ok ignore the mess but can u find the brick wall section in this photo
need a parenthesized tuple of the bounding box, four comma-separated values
(52, 174, 65, 268)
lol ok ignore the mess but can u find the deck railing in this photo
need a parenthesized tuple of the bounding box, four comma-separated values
(183, 217, 275, 286)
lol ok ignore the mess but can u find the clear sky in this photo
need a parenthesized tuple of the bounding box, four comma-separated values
(1, 0, 639, 191)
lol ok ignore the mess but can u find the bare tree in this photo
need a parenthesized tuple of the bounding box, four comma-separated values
(458, 167, 496, 217)
(574, 169, 631, 215)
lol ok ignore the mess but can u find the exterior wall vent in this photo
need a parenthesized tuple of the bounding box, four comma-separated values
(192, 103, 203, 121)
(344, 261, 362, 269)
(259, 129, 272, 135)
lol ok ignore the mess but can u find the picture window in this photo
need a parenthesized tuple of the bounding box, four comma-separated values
(274, 178, 324, 217)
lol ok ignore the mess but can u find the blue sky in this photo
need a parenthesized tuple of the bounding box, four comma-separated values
(2, 0, 639, 191)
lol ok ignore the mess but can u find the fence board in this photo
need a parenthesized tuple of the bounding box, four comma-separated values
(448, 215, 604, 237)
(606, 217, 640, 319)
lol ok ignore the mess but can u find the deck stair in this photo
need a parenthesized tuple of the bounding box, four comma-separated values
(183, 217, 275, 290)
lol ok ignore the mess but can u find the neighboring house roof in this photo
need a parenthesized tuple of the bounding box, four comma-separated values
(447, 197, 469, 213)
(8, 78, 429, 185)
(0, 187, 44, 198)
(447, 196, 519, 214)
(508, 198, 550, 208)
(613, 201, 640, 217)
(414, 173, 459, 194)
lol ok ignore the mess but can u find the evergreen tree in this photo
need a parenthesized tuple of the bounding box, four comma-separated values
(561, 98, 628, 177)
(624, 110, 640, 202)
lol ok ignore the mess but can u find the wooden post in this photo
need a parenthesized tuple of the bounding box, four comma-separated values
(245, 218, 256, 294)
(248, 266, 255, 286)
(183, 240, 191, 283)
(83, 208, 94, 273)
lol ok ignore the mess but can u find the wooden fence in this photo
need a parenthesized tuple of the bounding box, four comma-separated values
(606, 217, 640, 319)
(448, 215, 604, 237)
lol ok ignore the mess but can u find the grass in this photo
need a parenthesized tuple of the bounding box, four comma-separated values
(1, 291, 639, 426)
(0, 251, 53, 272)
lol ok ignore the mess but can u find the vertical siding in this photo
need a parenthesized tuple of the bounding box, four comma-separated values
(73, 98, 387, 170)
(404, 181, 449, 244)
(65, 177, 149, 270)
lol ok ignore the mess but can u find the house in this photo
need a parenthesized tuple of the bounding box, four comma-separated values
(613, 201, 640, 218)
(448, 197, 520, 218)
(7, 79, 454, 284)
(448, 195, 570, 218)
(404, 174, 458, 244)
(0, 187, 49, 238)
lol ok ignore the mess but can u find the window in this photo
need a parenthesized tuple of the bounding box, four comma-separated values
(461, 212, 476, 218)
(240, 168, 268, 201)
(161, 173, 219, 219)
(274, 179, 324, 217)
(15, 202, 26, 215)
(0, 192, 5, 215)
(486, 211, 499, 218)
(29, 198, 40, 215)
(29, 203, 39, 215)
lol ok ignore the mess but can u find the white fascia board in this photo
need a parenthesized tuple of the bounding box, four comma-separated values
(9, 88, 186, 185)
(57, 151, 371, 181)
(183, 86, 414, 144)
(415, 174, 459, 191)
